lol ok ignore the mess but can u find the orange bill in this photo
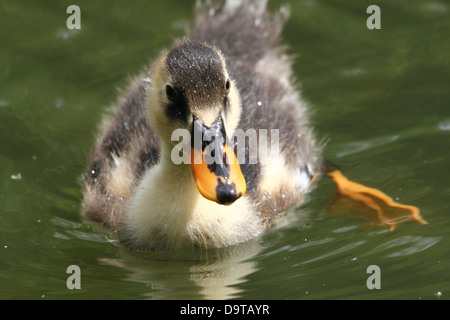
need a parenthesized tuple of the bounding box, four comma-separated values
(190, 144, 246, 205)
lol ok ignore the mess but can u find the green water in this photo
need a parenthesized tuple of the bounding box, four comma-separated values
(1, 0, 449, 300)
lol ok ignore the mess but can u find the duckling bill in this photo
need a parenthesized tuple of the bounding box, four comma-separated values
(190, 115, 246, 205)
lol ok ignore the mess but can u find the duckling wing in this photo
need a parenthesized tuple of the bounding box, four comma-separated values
(82, 75, 160, 229)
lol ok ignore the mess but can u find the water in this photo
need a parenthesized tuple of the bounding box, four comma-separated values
(1, 0, 449, 300)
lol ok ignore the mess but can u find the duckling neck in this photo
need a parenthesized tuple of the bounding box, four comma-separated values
(122, 144, 263, 251)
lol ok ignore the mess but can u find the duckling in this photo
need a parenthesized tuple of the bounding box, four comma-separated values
(82, 0, 319, 250)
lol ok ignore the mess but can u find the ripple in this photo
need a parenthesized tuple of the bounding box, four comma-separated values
(66, 230, 112, 243)
(332, 225, 358, 233)
(372, 235, 441, 258)
(288, 237, 335, 253)
(342, 68, 366, 77)
(51, 217, 81, 229)
(336, 135, 399, 158)
(301, 240, 366, 264)
(422, 1, 448, 14)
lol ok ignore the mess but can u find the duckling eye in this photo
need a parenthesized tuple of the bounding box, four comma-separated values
(225, 79, 231, 95)
(166, 84, 178, 102)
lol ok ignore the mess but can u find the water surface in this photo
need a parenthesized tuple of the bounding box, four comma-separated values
(0, 0, 449, 299)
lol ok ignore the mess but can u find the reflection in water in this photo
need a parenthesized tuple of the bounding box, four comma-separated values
(92, 209, 307, 300)
(98, 239, 263, 300)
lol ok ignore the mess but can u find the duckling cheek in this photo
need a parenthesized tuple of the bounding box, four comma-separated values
(190, 146, 246, 205)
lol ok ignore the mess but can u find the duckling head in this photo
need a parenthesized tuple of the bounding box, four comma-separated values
(147, 39, 246, 205)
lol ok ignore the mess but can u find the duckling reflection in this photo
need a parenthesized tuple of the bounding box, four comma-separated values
(93, 208, 305, 299)
(98, 238, 264, 300)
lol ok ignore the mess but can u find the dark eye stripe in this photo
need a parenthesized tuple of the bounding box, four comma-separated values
(166, 84, 178, 102)
(164, 93, 189, 124)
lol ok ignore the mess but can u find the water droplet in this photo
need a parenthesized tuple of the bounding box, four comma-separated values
(54, 98, 63, 109)
(123, 121, 130, 131)
(438, 119, 450, 131)
(11, 173, 22, 180)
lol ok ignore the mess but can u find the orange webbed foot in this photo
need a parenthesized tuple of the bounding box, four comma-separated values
(322, 165, 427, 230)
